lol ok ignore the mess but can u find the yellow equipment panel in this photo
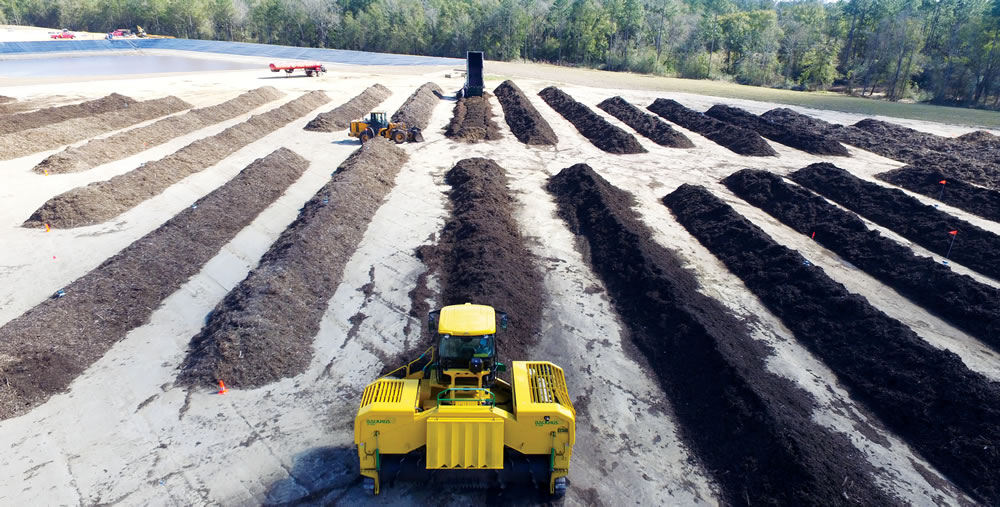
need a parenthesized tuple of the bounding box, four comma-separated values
(426, 415, 504, 469)
(437, 303, 496, 336)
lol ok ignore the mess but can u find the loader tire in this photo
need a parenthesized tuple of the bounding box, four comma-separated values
(391, 129, 406, 144)
(360, 128, 375, 143)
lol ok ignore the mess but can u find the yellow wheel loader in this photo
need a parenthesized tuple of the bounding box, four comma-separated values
(354, 303, 575, 497)
(348, 111, 423, 144)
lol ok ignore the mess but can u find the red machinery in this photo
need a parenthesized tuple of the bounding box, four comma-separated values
(269, 62, 327, 77)
(50, 29, 76, 39)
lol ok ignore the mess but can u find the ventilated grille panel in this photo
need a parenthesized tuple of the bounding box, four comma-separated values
(360, 379, 404, 407)
(525, 362, 574, 412)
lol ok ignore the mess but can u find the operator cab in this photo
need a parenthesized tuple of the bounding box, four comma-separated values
(428, 303, 507, 387)
(368, 111, 388, 130)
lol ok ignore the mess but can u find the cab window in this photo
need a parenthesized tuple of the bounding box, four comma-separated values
(439, 335, 494, 359)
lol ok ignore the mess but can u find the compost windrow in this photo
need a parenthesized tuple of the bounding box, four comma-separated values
(0, 95, 191, 160)
(493, 80, 557, 146)
(851, 119, 1000, 172)
(546, 164, 891, 506)
(180, 138, 408, 388)
(596, 96, 693, 148)
(762, 108, 1000, 189)
(444, 93, 502, 142)
(391, 82, 443, 130)
(0, 148, 309, 421)
(705, 104, 847, 156)
(790, 163, 1000, 281)
(724, 168, 1000, 349)
(24, 91, 331, 229)
(442, 158, 543, 358)
(877, 166, 1000, 223)
(0, 93, 136, 135)
(663, 183, 1000, 505)
(537, 87, 645, 154)
(35, 87, 286, 174)
(647, 98, 776, 156)
(406, 158, 545, 364)
(303, 84, 391, 132)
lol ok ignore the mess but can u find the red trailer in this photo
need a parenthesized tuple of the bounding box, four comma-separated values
(269, 62, 327, 77)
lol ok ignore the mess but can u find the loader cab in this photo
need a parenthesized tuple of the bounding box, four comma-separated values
(428, 303, 507, 387)
(367, 111, 388, 131)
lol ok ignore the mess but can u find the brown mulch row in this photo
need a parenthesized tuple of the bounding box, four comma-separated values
(413, 158, 544, 362)
(0, 96, 191, 161)
(762, 108, 1000, 189)
(538, 86, 645, 154)
(180, 138, 408, 388)
(596, 96, 693, 148)
(24, 91, 331, 229)
(647, 98, 776, 156)
(546, 164, 891, 506)
(492, 80, 558, 146)
(303, 84, 391, 132)
(0, 93, 136, 135)
(391, 82, 443, 130)
(957, 130, 1000, 146)
(791, 163, 1000, 281)
(878, 166, 1000, 223)
(724, 168, 1000, 350)
(664, 183, 1000, 504)
(0, 148, 309, 421)
(705, 104, 848, 156)
(444, 94, 503, 142)
(0, 96, 13, 104)
(34, 87, 286, 174)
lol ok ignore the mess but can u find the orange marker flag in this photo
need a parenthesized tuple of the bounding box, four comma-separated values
(949, 230, 958, 235)
(218, 380, 228, 394)
(44, 223, 50, 232)
(939, 180, 947, 185)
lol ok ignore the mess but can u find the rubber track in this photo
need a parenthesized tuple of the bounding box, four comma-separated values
(596, 96, 693, 148)
(537, 87, 645, 154)
(180, 138, 407, 388)
(0, 148, 309, 420)
(724, 168, 1000, 349)
(546, 164, 891, 506)
(647, 98, 776, 156)
(663, 183, 1000, 504)
(791, 163, 1000, 281)
(34, 87, 286, 174)
(877, 166, 1000, 223)
(23, 91, 330, 229)
(705, 104, 848, 156)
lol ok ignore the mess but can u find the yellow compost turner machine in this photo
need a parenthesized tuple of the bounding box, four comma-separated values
(354, 303, 575, 497)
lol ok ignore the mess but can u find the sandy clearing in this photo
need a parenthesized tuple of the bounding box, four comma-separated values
(0, 58, 993, 505)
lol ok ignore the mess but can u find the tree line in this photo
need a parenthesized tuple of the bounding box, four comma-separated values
(3, 0, 1000, 108)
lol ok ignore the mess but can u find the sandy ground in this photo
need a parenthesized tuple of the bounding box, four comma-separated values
(0, 24, 112, 41)
(1, 51, 998, 506)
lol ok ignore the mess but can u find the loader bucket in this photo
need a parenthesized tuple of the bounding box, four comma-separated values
(409, 128, 424, 143)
